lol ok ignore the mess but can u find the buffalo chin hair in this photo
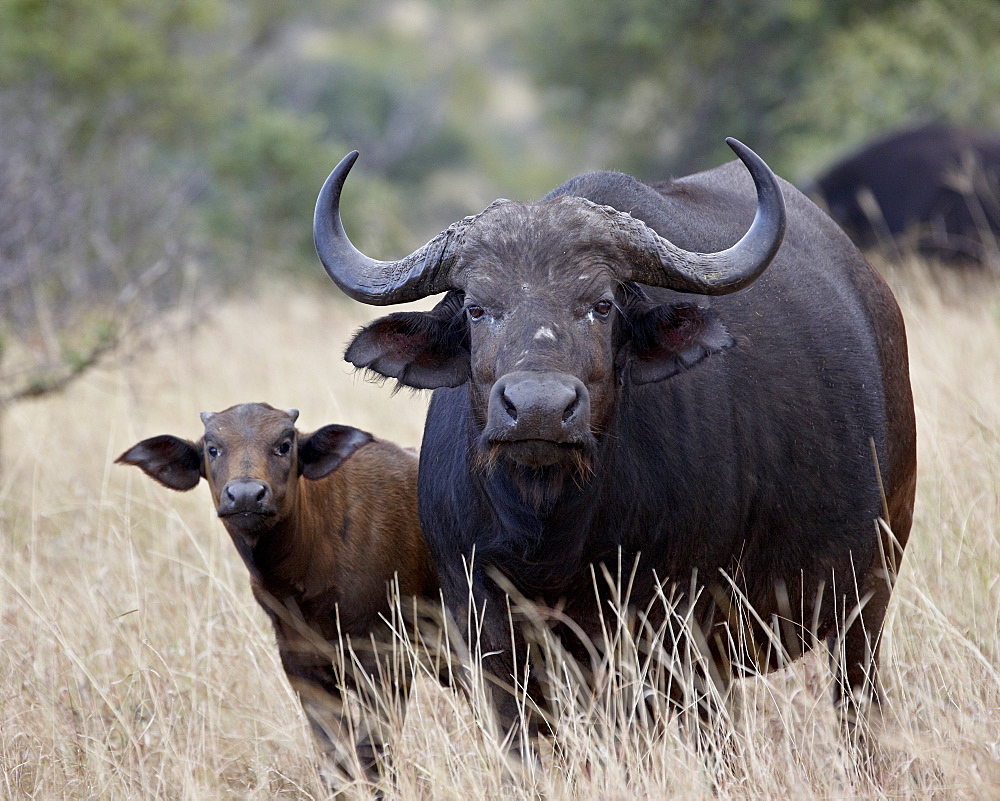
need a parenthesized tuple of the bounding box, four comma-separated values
(473, 440, 595, 512)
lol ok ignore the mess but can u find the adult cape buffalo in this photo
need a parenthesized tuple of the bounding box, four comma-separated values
(313, 139, 916, 745)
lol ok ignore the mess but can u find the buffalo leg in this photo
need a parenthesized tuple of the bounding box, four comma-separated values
(445, 568, 540, 766)
(827, 578, 890, 728)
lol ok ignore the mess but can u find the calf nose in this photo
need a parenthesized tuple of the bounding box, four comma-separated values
(219, 480, 269, 516)
(488, 371, 590, 441)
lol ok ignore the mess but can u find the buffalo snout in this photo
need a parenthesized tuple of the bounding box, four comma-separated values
(486, 371, 591, 466)
(218, 479, 274, 519)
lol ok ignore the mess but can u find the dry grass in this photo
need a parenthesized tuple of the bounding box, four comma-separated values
(2, 267, 999, 799)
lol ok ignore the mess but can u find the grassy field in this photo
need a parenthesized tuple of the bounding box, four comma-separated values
(2, 265, 999, 799)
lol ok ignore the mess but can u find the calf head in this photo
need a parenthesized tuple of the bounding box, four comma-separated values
(116, 403, 372, 539)
(315, 140, 785, 483)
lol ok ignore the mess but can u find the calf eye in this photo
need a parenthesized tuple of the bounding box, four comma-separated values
(207, 445, 220, 459)
(276, 441, 291, 457)
(466, 304, 486, 320)
(593, 299, 614, 318)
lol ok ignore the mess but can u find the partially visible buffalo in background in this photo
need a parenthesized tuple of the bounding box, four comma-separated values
(117, 403, 438, 788)
(810, 124, 1000, 266)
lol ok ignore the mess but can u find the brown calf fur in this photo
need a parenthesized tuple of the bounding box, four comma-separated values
(116, 402, 439, 786)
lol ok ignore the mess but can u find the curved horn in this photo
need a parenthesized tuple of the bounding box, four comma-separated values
(313, 151, 471, 305)
(611, 137, 786, 295)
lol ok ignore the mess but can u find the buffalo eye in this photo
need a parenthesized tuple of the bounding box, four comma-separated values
(207, 445, 220, 459)
(466, 304, 486, 321)
(593, 299, 614, 318)
(275, 441, 291, 457)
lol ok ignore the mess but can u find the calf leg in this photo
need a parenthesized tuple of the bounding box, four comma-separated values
(278, 638, 400, 789)
(341, 634, 418, 782)
(293, 661, 413, 790)
(292, 676, 363, 781)
(263, 593, 414, 787)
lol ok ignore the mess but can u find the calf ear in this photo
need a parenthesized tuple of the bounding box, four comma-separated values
(625, 302, 734, 385)
(115, 435, 203, 491)
(298, 425, 374, 480)
(344, 290, 469, 389)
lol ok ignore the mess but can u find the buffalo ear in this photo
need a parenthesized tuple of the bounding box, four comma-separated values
(298, 425, 373, 480)
(115, 435, 204, 491)
(625, 302, 734, 385)
(344, 290, 470, 389)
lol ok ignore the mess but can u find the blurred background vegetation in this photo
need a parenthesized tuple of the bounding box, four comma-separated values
(2, 0, 999, 404)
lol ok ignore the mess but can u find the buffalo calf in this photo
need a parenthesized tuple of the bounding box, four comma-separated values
(116, 403, 438, 786)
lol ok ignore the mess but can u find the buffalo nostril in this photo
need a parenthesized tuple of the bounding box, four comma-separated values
(501, 389, 518, 422)
(562, 389, 581, 423)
